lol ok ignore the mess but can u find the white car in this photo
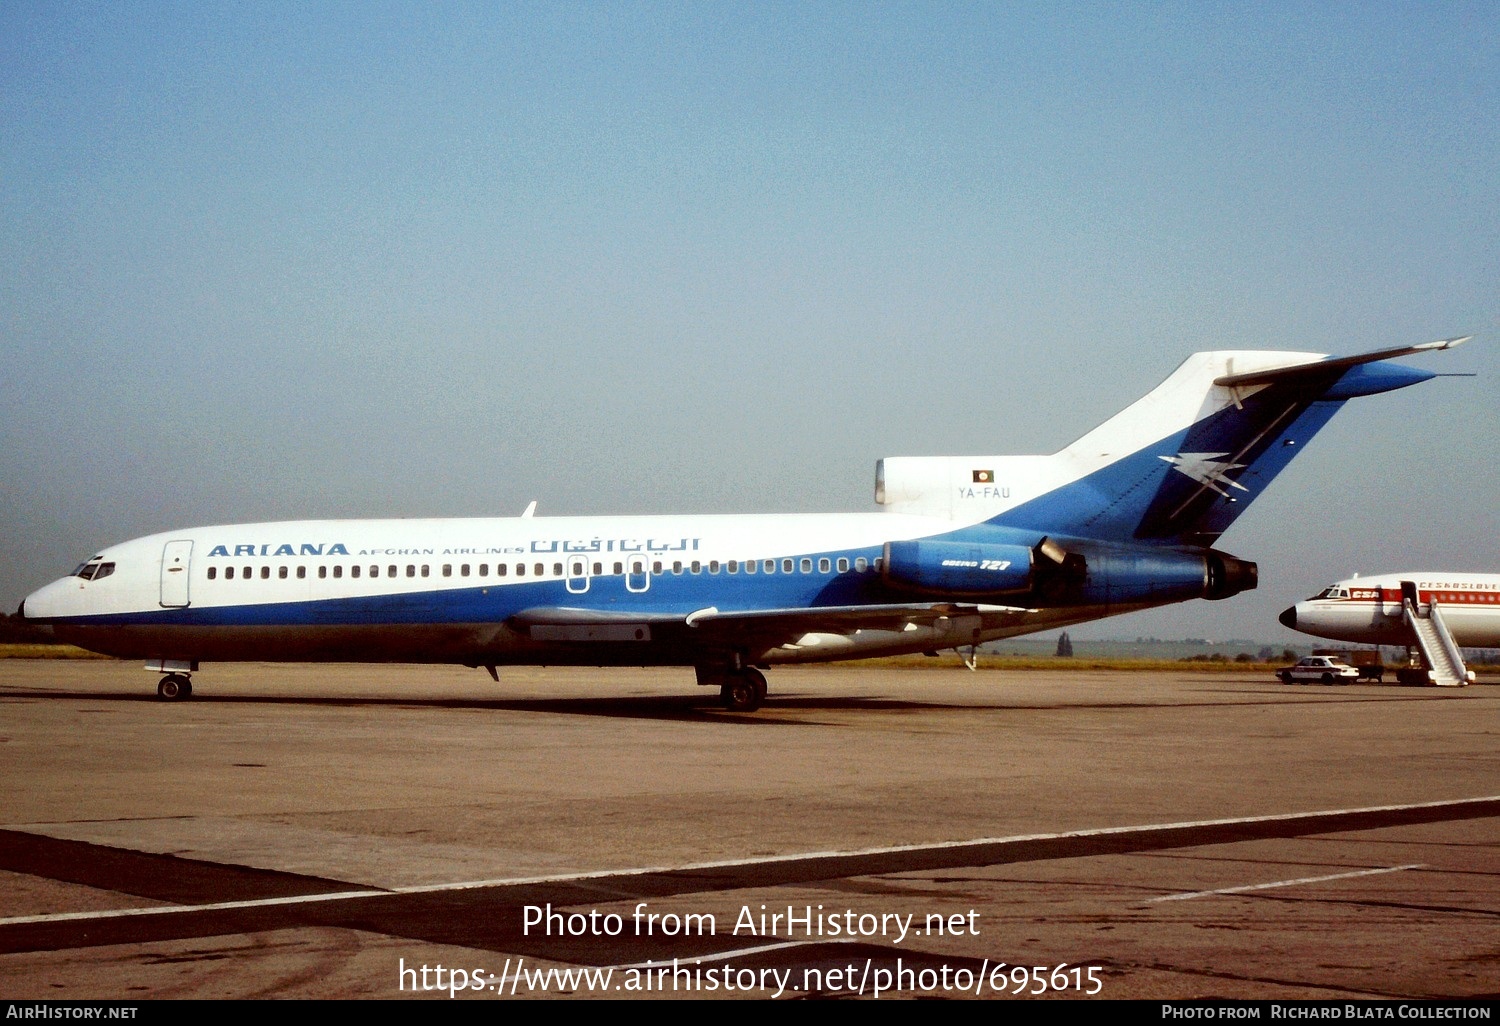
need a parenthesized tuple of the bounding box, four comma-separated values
(1277, 656, 1360, 685)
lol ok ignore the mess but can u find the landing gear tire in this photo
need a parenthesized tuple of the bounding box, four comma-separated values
(747, 668, 767, 704)
(157, 674, 191, 701)
(721, 672, 765, 713)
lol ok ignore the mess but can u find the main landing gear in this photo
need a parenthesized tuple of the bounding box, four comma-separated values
(698, 664, 768, 712)
(156, 673, 193, 701)
(720, 668, 768, 713)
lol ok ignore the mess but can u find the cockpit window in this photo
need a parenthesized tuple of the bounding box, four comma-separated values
(72, 560, 116, 581)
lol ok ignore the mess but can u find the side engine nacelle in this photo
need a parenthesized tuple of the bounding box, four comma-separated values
(882, 535, 1257, 607)
(1069, 544, 1258, 606)
(882, 540, 1035, 597)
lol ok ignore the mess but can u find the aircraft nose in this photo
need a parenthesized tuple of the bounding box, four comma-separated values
(1278, 606, 1297, 630)
(16, 599, 24, 619)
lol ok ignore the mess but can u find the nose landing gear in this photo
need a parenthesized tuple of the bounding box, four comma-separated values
(156, 673, 193, 700)
(146, 659, 197, 701)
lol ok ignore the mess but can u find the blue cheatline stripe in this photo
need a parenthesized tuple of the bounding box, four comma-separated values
(45, 546, 915, 628)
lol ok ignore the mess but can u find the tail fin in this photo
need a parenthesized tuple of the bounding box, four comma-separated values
(876, 338, 1468, 546)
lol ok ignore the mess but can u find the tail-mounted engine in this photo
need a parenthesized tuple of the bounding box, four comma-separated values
(882, 535, 1256, 605)
(1204, 550, 1258, 600)
(882, 539, 1035, 597)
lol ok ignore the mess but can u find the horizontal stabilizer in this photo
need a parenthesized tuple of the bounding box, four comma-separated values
(1214, 337, 1470, 388)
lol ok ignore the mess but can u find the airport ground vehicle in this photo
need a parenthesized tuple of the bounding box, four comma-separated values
(1277, 656, 1360, 684)
(1348, 652, 1385, 681)
(1311, 648, 1385, 681)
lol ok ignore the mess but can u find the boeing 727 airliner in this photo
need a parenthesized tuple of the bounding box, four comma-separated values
(19, 337, 1470, 710)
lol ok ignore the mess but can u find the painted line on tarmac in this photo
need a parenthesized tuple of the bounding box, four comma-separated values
(2, 794, 1495, 929)
(1151, 863, 1427, 902)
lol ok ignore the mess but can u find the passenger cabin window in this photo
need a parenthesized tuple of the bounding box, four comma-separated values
(261, 566, 271, 579)
(207, 567, 217, 580)
(801, 558, 812, 573)
(782, 559, 793, 573)
(319, 566, 328, 579)
(818, 558, 830, 573)
(333, 566, 342, 579)
(297, 567, 307, 579)
(279, 567, 289, 579)
(351, 566, 361, 579)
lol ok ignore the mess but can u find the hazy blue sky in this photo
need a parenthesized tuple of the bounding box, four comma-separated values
(4, 2, 1495, 642)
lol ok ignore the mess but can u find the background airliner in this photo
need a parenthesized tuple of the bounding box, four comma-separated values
(1280, 571, 1499, 686)
(20, 338, 1468, 710)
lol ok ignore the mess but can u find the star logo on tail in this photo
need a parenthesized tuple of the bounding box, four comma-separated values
(1160, 453, 1250, 497)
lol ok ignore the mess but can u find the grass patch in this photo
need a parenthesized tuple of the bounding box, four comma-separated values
(822, 653, 1500, 675)
(810, 653, 1285, 672)
(0, 644, 116, 659)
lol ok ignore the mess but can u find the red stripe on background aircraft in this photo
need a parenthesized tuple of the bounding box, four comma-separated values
(1281, 574, 1500, 649)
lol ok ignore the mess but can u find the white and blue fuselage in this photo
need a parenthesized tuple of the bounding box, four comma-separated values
(21, 510, 1175, 666)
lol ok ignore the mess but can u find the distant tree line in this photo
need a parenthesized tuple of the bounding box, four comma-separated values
(0, 613, 57, 644)
(1181, 650, 1298, 663)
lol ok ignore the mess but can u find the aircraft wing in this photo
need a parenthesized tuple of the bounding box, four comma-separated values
(682, 601, 1033, 638)
(509, 602, 1033, 650)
